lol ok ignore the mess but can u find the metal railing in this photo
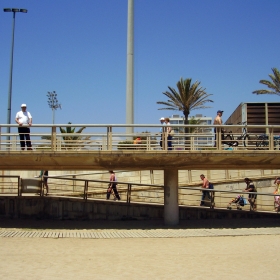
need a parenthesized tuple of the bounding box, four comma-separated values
(0, 175, 20, 196)
(1, 123, 280, 152)
(1, 175, 279, 213)
(178, 186, 278, 212)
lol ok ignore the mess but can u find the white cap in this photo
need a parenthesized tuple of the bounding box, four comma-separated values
(160, 117, 165, 120)
(21, 104, 27, 107)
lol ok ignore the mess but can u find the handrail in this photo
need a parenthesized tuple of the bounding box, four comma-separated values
(1, 123, 280, 152)
(1, 175, 278, 212)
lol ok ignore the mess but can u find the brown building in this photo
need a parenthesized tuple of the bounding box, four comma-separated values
(225, 102, 280, 134)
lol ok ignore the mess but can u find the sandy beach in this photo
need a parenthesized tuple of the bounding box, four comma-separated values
(1, 235, 279, 280)
(1, 217, 280, 279)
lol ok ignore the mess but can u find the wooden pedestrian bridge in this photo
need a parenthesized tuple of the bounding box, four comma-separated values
(1, 123, 280, 225)
(0, 123, 280, 170)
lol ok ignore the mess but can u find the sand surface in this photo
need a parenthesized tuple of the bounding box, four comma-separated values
(1, 235, 279, 279)
(1, 218, 280, 279)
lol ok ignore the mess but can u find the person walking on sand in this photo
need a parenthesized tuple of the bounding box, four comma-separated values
(15, 104, 33, 150)
(106, 170, 120, 201)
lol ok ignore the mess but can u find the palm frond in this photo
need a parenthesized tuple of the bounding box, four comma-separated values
(253, 67, 280, 96)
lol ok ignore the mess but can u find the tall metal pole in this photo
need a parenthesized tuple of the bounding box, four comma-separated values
(3, 8, 28, 138)
(126, 0, 134, 136)
(6, 11, 16, 135)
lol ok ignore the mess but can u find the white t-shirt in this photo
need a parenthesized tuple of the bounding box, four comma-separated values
(16, 111, 32, 125)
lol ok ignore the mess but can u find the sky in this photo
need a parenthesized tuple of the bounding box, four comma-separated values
(1, 0, 280, 128)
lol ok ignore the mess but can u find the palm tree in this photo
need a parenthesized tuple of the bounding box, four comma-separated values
(252, 68, 280, 96)
(59, 122, 91, 150)
(157, 77, 213, 134)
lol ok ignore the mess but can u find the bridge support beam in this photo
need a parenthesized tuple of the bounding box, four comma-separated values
(164, 169, 179, 226)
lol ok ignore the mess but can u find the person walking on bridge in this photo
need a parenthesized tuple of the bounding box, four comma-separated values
(213, 110, 224, 147)
(243, 178, 257, 211)
(273, 177, 280, 211)
(200, 174, 211, 206)
(107, 170, 120, 201)
(159, 117, 165, 148)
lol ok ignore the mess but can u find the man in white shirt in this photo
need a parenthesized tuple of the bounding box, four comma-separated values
(15, 104, 33, 150)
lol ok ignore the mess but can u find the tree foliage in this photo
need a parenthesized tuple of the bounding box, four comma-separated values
(157, 77, 213, 133)
(59, 122, 91, 150)
(252, 68, 280, 96)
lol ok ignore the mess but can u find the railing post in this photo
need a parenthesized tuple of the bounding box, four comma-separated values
(12, 135, 17, 151)
(72, 175, 76, 192)
(269, 127, 274, 150)
(51, 126, 57, 151)
(216, 127, 221, 150)
(190, 135, 194, 150)
(17, 176, 20, 196)
(107, 126, 112, 151)
(147, 134, 151, 150)
(84, 180, 88, 200)
(163, 127, 167, 151)
(126, 183, 132, 203)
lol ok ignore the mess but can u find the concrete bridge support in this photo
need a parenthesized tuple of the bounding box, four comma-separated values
(164, 169, 179, 226)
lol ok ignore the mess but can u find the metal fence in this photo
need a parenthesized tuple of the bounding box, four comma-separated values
(1, 175, 279, 213)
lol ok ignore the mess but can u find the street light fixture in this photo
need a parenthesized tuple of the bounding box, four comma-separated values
(47, 91, 61, 124)
(3, 8, 28, 137)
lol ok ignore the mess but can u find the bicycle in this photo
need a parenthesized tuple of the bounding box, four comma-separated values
(255, 134, 280, 150)
(223, 121, 250, 147)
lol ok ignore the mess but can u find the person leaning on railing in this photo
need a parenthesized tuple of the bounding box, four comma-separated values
(15, 103, 33, 150)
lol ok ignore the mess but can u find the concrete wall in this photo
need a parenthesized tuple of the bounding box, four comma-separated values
(0, 196, 278, 221)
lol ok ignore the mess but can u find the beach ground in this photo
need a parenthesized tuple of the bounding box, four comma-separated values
(1, 217, 280, 279)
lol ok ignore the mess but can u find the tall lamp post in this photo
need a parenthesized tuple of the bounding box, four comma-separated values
(3, 8, 28, 136)
(47, 91, 61, 124)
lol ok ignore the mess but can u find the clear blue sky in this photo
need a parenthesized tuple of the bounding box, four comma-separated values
(1, 0, 279, 126)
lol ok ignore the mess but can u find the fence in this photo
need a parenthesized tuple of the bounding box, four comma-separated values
(0, 175, 279, 213)
(1, 123, 280, 152)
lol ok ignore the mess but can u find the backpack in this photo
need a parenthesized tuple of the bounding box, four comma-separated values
(209, 183, 214, 189)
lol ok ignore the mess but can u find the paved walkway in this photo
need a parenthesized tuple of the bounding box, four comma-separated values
(1, 226, 280, 239)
